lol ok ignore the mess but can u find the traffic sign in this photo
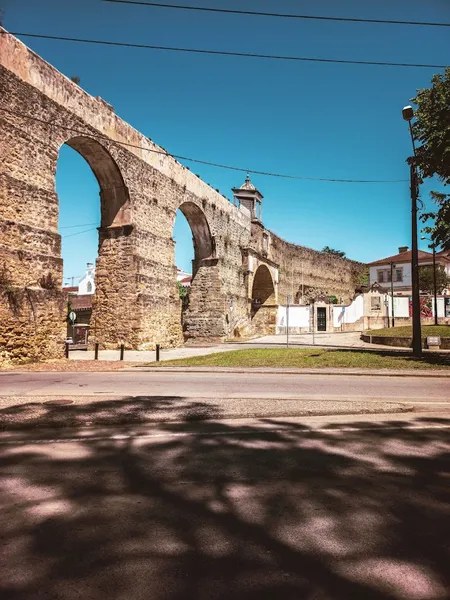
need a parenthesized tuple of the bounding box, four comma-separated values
(69, 311, 76, 323)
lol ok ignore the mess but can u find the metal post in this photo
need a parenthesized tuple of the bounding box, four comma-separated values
(286, 295, 290, 348)
(94, 343, 99, 360)
(156, 344, 160, 362)
(65, 342, 69, 359)
(410, 162, 422, 356)
(311, 302, 315, 345)
(120, 344, 124, 361)
(390, 262, 395, 328)
(432, 246, 438, 326)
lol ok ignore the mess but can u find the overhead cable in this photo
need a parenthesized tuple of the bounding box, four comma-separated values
(103, 0, 450, 29)
(0, 106, 409, 183)
(4, 31, 447, 69)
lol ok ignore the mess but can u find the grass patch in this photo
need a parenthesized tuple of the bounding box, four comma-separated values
(150, 348, 450, 370)
(366, 325, 450, 338)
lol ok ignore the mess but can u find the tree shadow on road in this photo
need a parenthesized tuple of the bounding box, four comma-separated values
(0, 400, 449, 600)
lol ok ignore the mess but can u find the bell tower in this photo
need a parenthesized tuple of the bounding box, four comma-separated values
(232, 174, 263, 222)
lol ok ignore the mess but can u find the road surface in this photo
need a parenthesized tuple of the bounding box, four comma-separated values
(1, 412, 449, 600)
(1, 371, 449, 404)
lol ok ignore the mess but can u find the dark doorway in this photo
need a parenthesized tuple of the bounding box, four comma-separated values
(317, 307, 327, 331)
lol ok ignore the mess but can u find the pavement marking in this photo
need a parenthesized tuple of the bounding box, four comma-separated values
(0, 423, 449, 446)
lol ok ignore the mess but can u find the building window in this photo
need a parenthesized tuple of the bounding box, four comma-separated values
(87, 281, 92, 293)
(395, 268, 403, 282)
(377, 269, 392, 283)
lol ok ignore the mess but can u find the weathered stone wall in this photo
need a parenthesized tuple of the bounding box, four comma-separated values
(249, 224, 365, 305)
(0, 287, 66, 364)
(0, 29, 366, 363)
(0, 29, 251, 361)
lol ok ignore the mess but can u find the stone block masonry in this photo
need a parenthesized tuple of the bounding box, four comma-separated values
(0, 29, 366, 363)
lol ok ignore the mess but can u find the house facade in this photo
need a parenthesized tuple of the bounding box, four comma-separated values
(368, 246, 450, 295)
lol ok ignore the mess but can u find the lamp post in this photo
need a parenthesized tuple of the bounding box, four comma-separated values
(390, 262, 395, 328)
(421, 236, 439, 326)
(402, 105, 422, 356)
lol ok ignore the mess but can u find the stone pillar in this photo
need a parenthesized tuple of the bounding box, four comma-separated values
(183, 258, 227, 343)
(90, 224, 141, 349)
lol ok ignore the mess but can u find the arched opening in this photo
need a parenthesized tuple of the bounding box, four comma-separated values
(173, 202, 222, 342)
(56, 137, 130, 347)
(251, 264, 276, 335)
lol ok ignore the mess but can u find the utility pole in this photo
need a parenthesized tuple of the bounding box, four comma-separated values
(410, 162, 422, 355)
(403, 106, 422, 357)
(421, 236, 439, 326)
(432, 244, 438, 326)
(390, 262, 395, 328)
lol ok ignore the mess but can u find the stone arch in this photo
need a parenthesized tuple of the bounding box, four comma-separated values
(177, 201, 214, 267)
(251, 264, 275, 309)
(250, 264, 276, 335)
(63, 136, 130, 228)
(57, 136, 132, 348)
(173, 201, 224, 342)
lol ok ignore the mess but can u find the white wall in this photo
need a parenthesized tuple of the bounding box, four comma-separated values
(277, 305, 310, 331)
(385, 295, 448, 318)
(384, 295, 410, 318)
(78, 264, 96, 295)
(332, 294, 364, 327)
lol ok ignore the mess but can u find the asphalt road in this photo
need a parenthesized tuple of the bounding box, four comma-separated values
(1, 412, 449, 600)
(1, 370, 449, 403)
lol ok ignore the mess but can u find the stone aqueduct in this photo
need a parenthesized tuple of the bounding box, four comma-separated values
(0, 31, 365, 362)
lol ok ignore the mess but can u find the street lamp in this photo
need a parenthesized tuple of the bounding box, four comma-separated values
(390, 262, 395, 328)
(421, 236, 439, 326)
(402, 105, 422, 356)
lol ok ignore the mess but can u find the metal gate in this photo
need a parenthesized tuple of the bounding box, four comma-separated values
(317, 307, 327, 331)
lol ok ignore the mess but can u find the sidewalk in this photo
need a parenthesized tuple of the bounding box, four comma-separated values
(0, 394, 413, 431)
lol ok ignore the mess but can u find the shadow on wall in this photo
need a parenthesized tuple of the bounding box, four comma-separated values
(0, 396, 449, 599)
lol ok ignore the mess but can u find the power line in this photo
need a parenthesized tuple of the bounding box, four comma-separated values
(63, 227, 98, 238)
(103, 0, 450, 29)
(60, 222, 98, 229)
(0, 106, 409, 183)
(5, 31, 447, 69)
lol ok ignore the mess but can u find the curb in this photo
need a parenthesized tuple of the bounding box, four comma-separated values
(123, 367, 450, 378)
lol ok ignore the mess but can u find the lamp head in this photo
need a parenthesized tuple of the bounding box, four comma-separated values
(402, 105, 414, 121)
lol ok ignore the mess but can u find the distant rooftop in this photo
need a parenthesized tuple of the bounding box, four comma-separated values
(369, 249, 435, 266)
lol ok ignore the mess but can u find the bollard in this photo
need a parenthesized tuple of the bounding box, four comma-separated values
(156, 344, 160, 362)
(65, 342, 69, 359)
(120, 344, 125, 361)
(94, 343, 99, 360)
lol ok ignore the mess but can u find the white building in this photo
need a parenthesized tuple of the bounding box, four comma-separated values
(176, 268, 192, 288)
(368, 246, 450, 295)
(77, 263, 96, 295)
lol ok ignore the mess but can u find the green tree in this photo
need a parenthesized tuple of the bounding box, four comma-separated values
(177, 281, 189, 299)
(322, 246, 346, 258)
(419, 265, 450, 295)
(412, 67, 450, 250)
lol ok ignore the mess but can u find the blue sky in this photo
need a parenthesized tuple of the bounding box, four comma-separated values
(3, 0, 449, 282)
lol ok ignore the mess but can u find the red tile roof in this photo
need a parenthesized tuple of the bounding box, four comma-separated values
(436, 249, 450, 261)
(69, 295, 92, 310)
(368, 249, 434, 266)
